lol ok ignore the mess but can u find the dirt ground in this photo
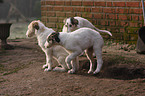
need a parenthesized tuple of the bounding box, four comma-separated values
(0, 38, 145, 96)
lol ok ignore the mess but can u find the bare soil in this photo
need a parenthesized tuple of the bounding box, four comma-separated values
(0, 38, 145, 96)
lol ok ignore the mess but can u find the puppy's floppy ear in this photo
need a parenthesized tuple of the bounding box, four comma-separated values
(51, 32, 60, 43)
(70, 17, 78, 26)
(33, 22, 39, 30)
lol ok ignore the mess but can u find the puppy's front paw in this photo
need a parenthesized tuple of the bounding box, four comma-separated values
(88, 70, 93, 74)
(42, 64, 48, 69)
(67, 64, 72, 69)
(93, 69, 100, 74)
(68, 69, 75, 74)
(44, 68, 51, 72)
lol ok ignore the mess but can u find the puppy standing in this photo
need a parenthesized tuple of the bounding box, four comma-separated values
(26, 20, 71, 72)
(45, 28, 104, 74)
(62, 16, 112, 36)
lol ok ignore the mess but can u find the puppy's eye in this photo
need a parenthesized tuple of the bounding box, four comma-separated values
(69, 25, 72, 27)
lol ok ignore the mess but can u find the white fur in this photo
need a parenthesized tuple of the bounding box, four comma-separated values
(62, 16, 112, 36)
(26, 20, 71, 72)
(45, 28, 104, 74)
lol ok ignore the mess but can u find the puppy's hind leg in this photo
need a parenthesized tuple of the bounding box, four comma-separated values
(93, 47, 103, 74)
(53, 57, 68, 72)
(66, 52, 81, 74)
(85, 47, 95, 74)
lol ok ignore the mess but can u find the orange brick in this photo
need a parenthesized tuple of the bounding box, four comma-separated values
(132, 15, 139, 21)
(55, 1, 65, 5)
(113, 2, 125, 7)
(139, 15, 143, 21)
(47, 6, 53, 11)
(64, 7, 73, 11)
(82, 13, 93, 18)
(74, 7, 84, 12)
(47, 11, 55, 17)
(41, 11, 46, 16)
(106, 14, 118, 20)
(93, 13, 102, 19)
(58, 17, 64, 23)
(126, 2, 140, 7)
(103, 8, 115, 13)
(48, 17, 58, 22)
(41, 1, 45, 5)
(46, 1, 55, 5)
(53, 6, 63, 11)
(116, 8, 129, 14)
(129, 8, 142, 14)
(72, 1, 82, 6)
(129, 22, 139, 27)
(56, 12, 65, 17)
(41, 7, 47, 11)
(65, 1, 71, 6)
(66, 12, 75, 17)
(46, 23, 56, 28)
(94, 2, 106, 6)
(92, 7, 103, 12)
(120, 21, 129, 26)
(75, 13, 82, 17)
(83, 1, 94, 6)
(119, 15, 131, 20)
(107, 2, 112, 7)
(85, 8, 91, 12)
(109, 21, 116, 26)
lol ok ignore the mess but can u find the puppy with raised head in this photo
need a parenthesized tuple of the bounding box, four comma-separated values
(26, 20, 71, 72)
(45, 27, 104, 74)
(62, 16, 112, 36)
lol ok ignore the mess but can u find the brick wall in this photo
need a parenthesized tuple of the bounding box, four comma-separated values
(41, 0, 144, 44)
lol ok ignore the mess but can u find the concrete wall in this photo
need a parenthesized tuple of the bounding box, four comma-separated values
(41, 0, 144, 44)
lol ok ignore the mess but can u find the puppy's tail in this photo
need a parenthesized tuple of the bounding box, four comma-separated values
(94, 27, 112, 36)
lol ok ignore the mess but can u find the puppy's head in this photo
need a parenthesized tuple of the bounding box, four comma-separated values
(63, 17, 78, 32)
(26, 20, 45, 37)
(45, 32, 60, 48)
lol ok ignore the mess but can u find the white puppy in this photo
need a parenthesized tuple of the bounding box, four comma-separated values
(62, 16, 112, 36)
(26, 20, 71, 72)
(45, 28, 104, 74)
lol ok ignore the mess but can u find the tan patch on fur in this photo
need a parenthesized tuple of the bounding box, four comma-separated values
(33, 22, 39, 30)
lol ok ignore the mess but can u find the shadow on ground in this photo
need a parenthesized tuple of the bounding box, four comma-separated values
(78, 55, 145, 80)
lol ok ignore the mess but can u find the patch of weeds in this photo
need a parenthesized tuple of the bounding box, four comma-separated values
(28, 61, 34, 64)
(107, 88, 115, 93)
(0, 64, 6, 72)
(117, 94, 125, 96)
(119, 44, 136, 52)
(141, 80, 145, 83)
(128, 81, 137, 83)
(3, 65, 27, 76)
(0, 79, 7, 83)
(104, 40, 116, 46)
(103, 51, 107, 53)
